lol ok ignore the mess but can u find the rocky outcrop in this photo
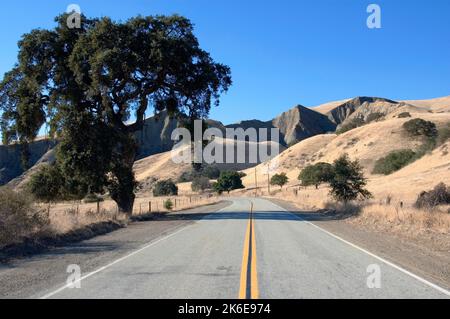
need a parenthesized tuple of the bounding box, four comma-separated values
(0, 139, 57, 186)
(326, 97, 400, 125)
(272, 105, 336, 145)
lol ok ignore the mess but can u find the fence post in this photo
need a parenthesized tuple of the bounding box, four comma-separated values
(149, 201, 152, 213)
(97, 199, 100, 215)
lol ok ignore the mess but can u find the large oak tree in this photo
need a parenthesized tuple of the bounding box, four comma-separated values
(0, 14, 231, 214)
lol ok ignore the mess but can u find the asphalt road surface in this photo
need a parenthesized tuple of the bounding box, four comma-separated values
(26, 198, 450, 299)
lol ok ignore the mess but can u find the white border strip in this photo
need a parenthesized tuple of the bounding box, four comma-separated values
(268, 200, 450, 297)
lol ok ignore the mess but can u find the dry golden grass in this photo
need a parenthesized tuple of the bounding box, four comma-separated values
(44, 193, 221, 234)
(244, 185, 450, 236)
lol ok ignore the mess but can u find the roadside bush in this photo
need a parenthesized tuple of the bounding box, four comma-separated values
(213, 171, 245, 194)
(177, 165, 221, 183)
(178, 171, 193, 183)
(153, 180, 178, 197)
(191, 176, 212, 193)
(329, 155, 372, 202)
(415, 183, 450, 209)
(372, 149, 417, 175)
(403, 119, 438, 139)
(164, 199, 174, 211)
(27, 165, 65, 203)
(0, 188, 50, 247)
(397, 112, 411, 118)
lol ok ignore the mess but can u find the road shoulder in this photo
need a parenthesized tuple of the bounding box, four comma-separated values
(0, 201, 231, 299)
(269, 198, 450, 291)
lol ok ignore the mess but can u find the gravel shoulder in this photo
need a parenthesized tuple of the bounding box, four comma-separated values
(270, 198, 450, 291)
(0, 201, 231, 299)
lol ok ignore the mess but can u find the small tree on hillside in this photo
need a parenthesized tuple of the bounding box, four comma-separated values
(270, 173, 289, 189)
(213, 171, 245, 194)
(298, 162, 334, 189)
(329, 155, 372, 202)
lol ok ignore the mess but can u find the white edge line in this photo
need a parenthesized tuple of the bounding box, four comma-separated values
(267, 200, 450, 297)
(40, 202, 232, 299)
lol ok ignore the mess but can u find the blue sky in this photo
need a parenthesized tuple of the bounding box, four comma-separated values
(1, 0, 449, 124)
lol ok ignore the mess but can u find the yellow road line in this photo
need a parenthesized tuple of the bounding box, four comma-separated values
(239, 219, 251, 299)
(250, 215, 259, 299)
(238, 201, 259, 299)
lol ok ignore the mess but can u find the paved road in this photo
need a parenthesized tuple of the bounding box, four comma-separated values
(37, 198, 449, 299)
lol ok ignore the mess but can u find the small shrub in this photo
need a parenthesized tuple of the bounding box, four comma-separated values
(191, 176, 212, 193)
(437, 123, 450, 146)
(202, 165, 221, 179)
(372, 149, 417, 175)
(403, 119, 438, 139)
(153, 180, 178, 197)
(397, 112, 411, 118)
(415, 183, 450, 209)
(178, 171, 193, 183)
(366, 112, 385, 123)
(0, 188, 50, 247)
(336, 118, 365, 135)
(164, 199, 174, 211)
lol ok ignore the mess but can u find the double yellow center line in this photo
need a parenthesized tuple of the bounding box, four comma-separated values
(239, 202, 259, 299)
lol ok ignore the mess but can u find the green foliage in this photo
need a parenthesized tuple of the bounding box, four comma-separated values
(437, 123, 450, 146)
(83, 193, 105, 204)
(191, 176, 212, 193)
(213, 171, 245, 194)
(336, 118, 365, 135)
(298, 162, 335, 189)
(153, 180, 178, 197)
(403, 119, 438, 139)
(164, 199, 174, 211)
(178, 165, 221, 183)
(28, 165, 65, 203)
(397, 112, 411, 118)
(329, 155, 372, 202)
(365, 112, 385, 123)
(0, 14, 231, 214)
(270, 173, 289, 189)
(415, 183, 450, 209)
(372, 149, 417, 175)
(203, 165, 221, 179)
(0, 188, 50, 246)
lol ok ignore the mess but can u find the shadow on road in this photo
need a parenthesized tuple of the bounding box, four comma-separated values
(152, 210, 358, 222)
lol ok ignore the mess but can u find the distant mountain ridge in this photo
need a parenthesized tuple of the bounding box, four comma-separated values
(1, 95, 449, 186)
